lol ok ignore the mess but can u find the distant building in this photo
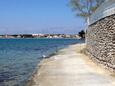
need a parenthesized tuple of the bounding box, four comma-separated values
(0, 34, 80, 39)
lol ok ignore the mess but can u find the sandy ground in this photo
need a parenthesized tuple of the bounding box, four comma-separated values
(28, 43, 115, 86)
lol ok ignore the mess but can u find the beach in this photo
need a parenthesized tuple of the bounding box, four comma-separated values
(27, 43, 115, 86)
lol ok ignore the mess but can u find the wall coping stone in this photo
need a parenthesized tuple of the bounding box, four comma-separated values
(88, 0, 115, 25)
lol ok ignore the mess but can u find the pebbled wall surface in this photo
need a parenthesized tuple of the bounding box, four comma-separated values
(86, 14, 115, 72)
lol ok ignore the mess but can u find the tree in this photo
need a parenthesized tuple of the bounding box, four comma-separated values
(78, 30, 85, 39)
(70, 0, 105, 21)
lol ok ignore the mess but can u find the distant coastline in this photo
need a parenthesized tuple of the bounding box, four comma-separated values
(0, 34, 80, 39)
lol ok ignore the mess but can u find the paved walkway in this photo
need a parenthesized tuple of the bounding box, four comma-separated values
(31, 44, 115, 86)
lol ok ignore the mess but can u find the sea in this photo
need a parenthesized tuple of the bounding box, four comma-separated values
(0, 38, 84, 86)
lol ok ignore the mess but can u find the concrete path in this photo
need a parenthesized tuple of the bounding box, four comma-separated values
(30, 44, 115, 86)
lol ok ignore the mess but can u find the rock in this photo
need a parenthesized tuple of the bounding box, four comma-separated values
(86, 14, 115, 72)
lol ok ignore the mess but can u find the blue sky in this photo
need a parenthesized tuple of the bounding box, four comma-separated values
(0, 0, 84, 34)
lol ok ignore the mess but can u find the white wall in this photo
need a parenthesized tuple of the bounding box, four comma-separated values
(88, 0, 115, 25)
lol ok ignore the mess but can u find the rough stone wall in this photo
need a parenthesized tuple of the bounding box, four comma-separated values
(86, 14, 115, 72)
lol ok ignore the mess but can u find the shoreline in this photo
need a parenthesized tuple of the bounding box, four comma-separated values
(26, 43, 115, 86)
(26, 52, 58, 86)
(26, 43, 77, 86)
(0, 38, 82, 86)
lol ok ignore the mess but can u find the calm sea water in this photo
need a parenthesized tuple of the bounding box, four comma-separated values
(0, 38, 83, 86)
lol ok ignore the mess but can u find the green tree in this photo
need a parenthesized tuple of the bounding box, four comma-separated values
(70, 0, 105, 20)
(78, 30, 85, 39)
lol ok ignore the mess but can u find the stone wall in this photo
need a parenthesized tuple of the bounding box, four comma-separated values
(86, 14, 115, 72)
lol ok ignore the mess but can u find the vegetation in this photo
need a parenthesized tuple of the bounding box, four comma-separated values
(78, 30, 85, 39)
(70, 0, 105, 39)
(70, 0, 105, 20)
